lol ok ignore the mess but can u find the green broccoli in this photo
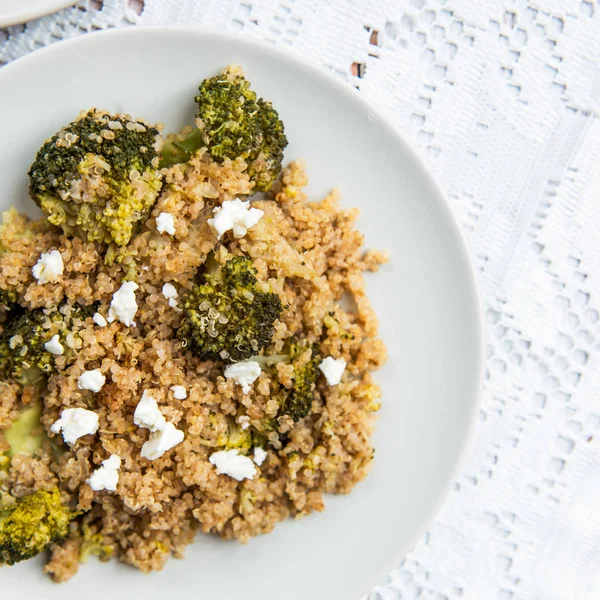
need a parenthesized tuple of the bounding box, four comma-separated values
(4, 403, 45, 458)
(0, 487, 71, 565)
(196, 413, 264, 453)
(253, 341, 320, 424)
(0, 289, 17, 312)
(28, 109, 163, 247)
(79, 524, 114, 564)
(238, 486, 256, 516)
(276, 342, 320, 422)
(0, 303, 95, 386)
(178, 256, 283, 362)
(160, 67, 287, 191)
(224, 418, 266, 453)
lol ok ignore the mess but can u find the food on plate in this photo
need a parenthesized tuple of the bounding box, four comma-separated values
(160, 66, 287, 192)
(0, 66, 388, 581)
(28, 110, 163, 249)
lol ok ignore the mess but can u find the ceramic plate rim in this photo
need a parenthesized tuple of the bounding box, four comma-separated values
(0, 0, 76, 28)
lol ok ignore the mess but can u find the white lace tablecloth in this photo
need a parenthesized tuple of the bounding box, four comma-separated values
(2, 1, 600, 598)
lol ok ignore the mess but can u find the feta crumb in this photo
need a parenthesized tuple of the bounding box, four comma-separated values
(208, 199, 264, 239)
(238, 415, 250, 430)
(133, 390, 166, 432)
(224, 360, 262, 394)
(93, 312, 108, 327)
(209, 449, 257, 481)
(318, 356, 347, 386)
(51, 408, 99, 445)
(32, 250, 64, 284)
(44, 334, 64, 356)
(162, 283, 178, 308)
(87, 454, 121, 492)
(78, 369, 106, 393)
(107, 281, 138, 327)
(156, 212, 176, 235)
(170, 385, 187, 400)
(141, 422, 184, 460)
(253, 447, 267, 466)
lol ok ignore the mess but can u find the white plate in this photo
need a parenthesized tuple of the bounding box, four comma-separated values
(0, 0, 76, 27)
(0, 27, 483, 600)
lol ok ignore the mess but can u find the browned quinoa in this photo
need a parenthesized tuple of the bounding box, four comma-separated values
(0, 152, 388, 580)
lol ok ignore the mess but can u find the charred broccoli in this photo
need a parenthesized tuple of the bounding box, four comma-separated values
(178, 256, 283, 362)
(253, 341, 320, 424)
(0, 487, 71, 565)
(0, 289, 17, 312)
(278, 342, 320, 422)
(28, 109, 163, 247)
(0, 303, 95, 385)
(160, 67, 287, 191)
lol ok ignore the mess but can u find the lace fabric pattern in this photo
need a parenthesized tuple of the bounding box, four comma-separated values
(2, 1, 600, 598)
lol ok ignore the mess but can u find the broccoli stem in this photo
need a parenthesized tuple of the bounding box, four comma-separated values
(4, 403, 45, 457)
(159, 129, 204, 168)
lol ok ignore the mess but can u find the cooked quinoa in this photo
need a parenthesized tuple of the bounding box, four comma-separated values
(0, 110, 387, 581)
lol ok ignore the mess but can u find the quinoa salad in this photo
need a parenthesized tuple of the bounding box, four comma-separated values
(0, 66, 388, 580)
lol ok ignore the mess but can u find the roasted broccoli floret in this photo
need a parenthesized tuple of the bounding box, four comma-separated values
(254, 341, 320, 424)
(0, 289, 17, 312)
(178, 256, 283, 362)
(223, 418, 266, 453)
(1, 309, 61, 383)
(224, 418, 255, 452)
(28, 109, 163, 247)
(0, 303, 95, 385)
(0, 487, 70, 565)
(160, 67, 287, 191)
(277, 342, 320, 422)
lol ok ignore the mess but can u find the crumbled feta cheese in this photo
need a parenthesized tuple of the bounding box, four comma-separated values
(318, 356, 346, 386)
(78, 369, 106, 393)
(156, 212, 176, 235)
(51, 408, 99, 445)
(208, 199, 264, 239)
(224, 360, 262, 394)
(107, 281, 138, 327)
(32, 250, 63, 284)
(93, 312, 108, 327)
(140, 422, 184, 460)
(238, 415, 250, 430)
(170, 385, 187, 400)
(162, 283, 178, 308)
(253, 447, 267, 466)
(44, 334, 64, 356)
(133, 390, 166, 432)
(87, 455, 121, 492)
(209, 449, 257, 481)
